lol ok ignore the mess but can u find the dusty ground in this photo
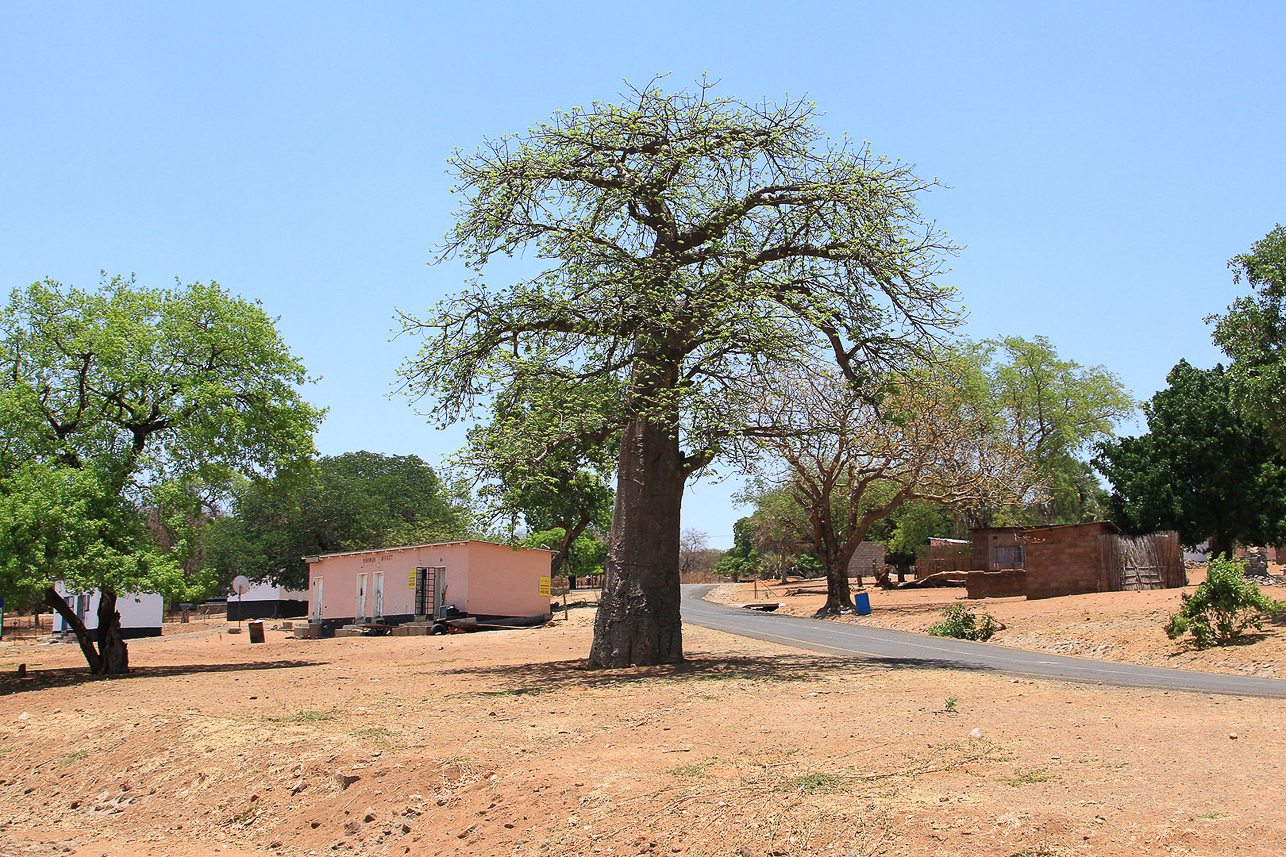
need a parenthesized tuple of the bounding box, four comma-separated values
(715, 567, 1286, 678)
(0, 595, 1284, 857)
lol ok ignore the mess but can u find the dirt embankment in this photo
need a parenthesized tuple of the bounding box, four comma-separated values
(711, 569, 1286, 678)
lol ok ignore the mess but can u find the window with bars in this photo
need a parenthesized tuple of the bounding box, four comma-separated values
(993, 545, 1025, 566)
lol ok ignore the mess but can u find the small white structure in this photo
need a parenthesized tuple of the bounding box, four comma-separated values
(226, 581, 309, 621)
(52, 582, 163, 639)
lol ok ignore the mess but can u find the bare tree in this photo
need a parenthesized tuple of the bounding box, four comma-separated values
(749, 359, 1034, 615)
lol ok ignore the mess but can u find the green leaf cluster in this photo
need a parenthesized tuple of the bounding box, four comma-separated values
(1165, 557, 1282, 647)
(1210, 225, 1286, 452)
(927, 603, 1003, 641)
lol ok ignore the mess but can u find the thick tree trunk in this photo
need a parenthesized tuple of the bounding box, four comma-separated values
(44, 586, 103, 674)
(588, 415, 686, 668)
(96, 588, 129, 674)
(819, 559, 855, 615)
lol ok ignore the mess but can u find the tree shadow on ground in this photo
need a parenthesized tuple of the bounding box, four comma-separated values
(0, 659, 322, 697)
(436, 651, 996, 694)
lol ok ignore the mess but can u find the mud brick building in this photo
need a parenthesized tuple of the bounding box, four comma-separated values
(968, 522, 1185, 600)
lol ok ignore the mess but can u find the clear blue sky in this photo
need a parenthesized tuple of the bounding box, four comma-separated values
(3, 2, 1282, 546)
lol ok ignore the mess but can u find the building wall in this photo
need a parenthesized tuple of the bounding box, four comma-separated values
(1022, 523, 1115, 600)
(845, 541, 886, 578)
(966, 569, 1027, 599)
(308, 541, 552, 624)
(972, 529, 1024, 571)
(52, 584, 163, 638)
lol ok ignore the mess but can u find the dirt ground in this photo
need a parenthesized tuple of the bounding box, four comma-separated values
(712, 567, 1286, 679)
(1, 591, 1284, 857)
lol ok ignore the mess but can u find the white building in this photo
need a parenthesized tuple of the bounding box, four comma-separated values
(53, 583, 163, 639)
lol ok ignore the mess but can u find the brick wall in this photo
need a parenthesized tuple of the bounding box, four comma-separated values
(846, 541, 886, 579)
(1023, 523, 1115, 600)
(966, 569, 1027, 599)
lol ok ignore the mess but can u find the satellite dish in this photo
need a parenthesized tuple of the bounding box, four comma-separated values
(232, 575, 251, 596)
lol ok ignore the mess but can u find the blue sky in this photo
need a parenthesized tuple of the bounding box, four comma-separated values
(3, 2, 1283, 546)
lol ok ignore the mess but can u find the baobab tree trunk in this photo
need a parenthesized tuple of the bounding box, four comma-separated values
(588, 414, 686, 668)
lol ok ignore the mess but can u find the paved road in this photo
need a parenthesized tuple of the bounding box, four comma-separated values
(681, 584, 1286, 698)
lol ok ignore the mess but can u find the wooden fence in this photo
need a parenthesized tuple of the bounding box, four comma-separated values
(1099, 531, 1186, 591)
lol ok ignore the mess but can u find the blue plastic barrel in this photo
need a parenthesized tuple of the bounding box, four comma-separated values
(854, 592, 872, 615)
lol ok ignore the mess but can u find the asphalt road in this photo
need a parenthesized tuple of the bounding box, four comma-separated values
(681, 584, 1286, 698)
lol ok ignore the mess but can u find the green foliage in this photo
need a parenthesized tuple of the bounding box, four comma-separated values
(522, 527, 606, 578)
(1164, 557, 1282, 647)
(1093, 361, 1286, 557)
(203, 452, 468, 589)
(1210, 226, 1286, 453)
(0, 275, 321, 607)
(712, 516, 762, 579)
(974, 336, 1134, 525)
(927, 603, 1003, 641)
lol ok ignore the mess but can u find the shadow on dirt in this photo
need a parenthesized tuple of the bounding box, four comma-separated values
(436, 651, 996, 694)
(0, 659, 322, 696)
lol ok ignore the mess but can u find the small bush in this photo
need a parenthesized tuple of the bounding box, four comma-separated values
(1165, 557, 1282, 647)
(927, 603, 1004, 641)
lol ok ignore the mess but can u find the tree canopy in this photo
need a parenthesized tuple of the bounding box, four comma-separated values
(973, 336, 1134, 525)
(1209, 225, 1286, 452)
(398, 79, 959, 666)
(1093, 360, 1286, 557)
(203, 451, 469, 590)
(0, 275, 322, 673)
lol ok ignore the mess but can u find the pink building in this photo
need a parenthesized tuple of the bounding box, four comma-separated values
(304, 541, 552, 633)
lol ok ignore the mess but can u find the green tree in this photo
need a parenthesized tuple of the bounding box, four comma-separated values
(522, 527, 607, 580)
(977, 336, 1134, 525)
(203, 451, 467, 589)
(713, 517, 762, 581)
(398, 80, 958, 666)
(1210, 225, 1286, 452)
(1165, 556, 1282, 647)
(0, 276, 321, 674)
(1093, 360, 1286, 558)
(458, 390, 615, 577)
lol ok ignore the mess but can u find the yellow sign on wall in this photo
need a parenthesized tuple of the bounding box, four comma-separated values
(538, 576, 551, 597)
(408, 569, 417, 588)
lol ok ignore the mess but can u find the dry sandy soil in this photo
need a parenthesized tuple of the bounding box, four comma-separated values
(1, 589, 1284, 857)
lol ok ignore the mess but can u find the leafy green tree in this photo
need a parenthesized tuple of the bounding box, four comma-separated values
(0, 276, 321, 674)
(203, 451, 467, 589)
(522, 527, 607, 581)
(399, 80, 959, 666)
(976, 336, 1134, 525)
(1210, 225, 1286, 452)
(1093, 360, 1286, 558)
(458, 391, 615, 577)
(713, 517, 762, 581)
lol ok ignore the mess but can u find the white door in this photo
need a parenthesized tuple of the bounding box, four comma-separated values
(310, 578, 323, 622)
(355, 573, 368, 621)
(372, 572, 384, 619)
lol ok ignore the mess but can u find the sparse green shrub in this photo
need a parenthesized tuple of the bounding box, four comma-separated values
(927, 603, 1003, 641)
(1165, 556, 1282, 647)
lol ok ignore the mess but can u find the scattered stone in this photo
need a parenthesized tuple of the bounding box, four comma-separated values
(310, 821, 321, 829)
(334, 771, 361, 790)
(343, 821, 360, 835)
(363, 810, 377, 823)
(290, 779, 308, 795)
